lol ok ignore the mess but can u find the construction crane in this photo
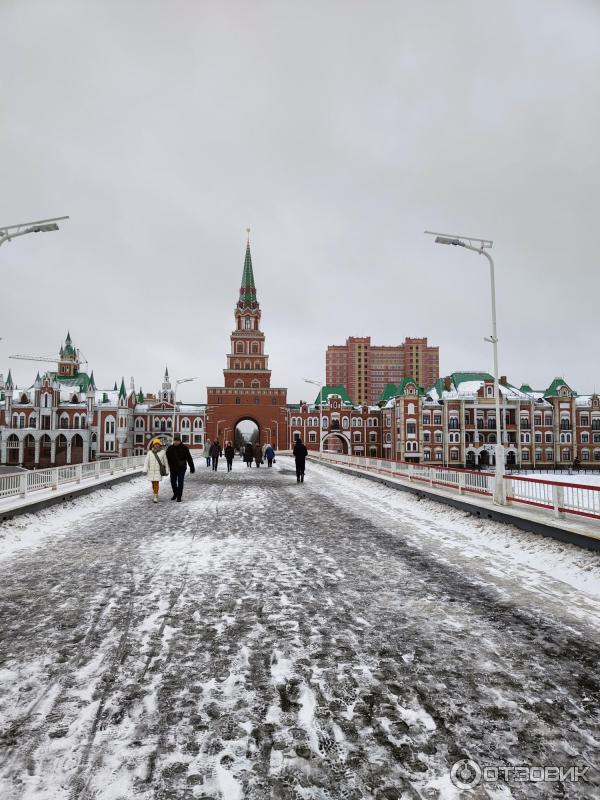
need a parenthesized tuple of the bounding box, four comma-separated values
(9, 351, 89, 367)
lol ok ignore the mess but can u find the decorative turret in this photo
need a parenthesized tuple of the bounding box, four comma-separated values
(160, 366, 174, 403)
(5, 369, 14, 390)
(57, 332, 80, 378)
(119, 377, 127, 402)
(137, 388, 145, 404)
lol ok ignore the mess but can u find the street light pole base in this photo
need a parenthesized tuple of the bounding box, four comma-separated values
(493, 444, 506, 505)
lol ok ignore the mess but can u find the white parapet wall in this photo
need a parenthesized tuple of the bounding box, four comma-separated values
(0, 455, 147, 521)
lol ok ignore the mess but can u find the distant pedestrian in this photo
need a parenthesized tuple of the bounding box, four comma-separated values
(254, 442, 263, 468)
(224, 441, 235, 472)
(293, 437, 308, 483)
(265, 443, 275, 467)
(166, 433, 195, 502)
(244, 441, 254, 467)
(203, 439, 212, 468)
(143, 438, 168, 503)
(210, 438, 222, 471)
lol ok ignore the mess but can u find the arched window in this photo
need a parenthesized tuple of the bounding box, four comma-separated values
(234, 379, 244, 388)
(407, 403, 415, 415)
(181, 418, 190, 430)
(21, 393, 28, 403)
(105, 417, 115, 435)
(80, 415, 86, 428)
(244, 360, 251, 369)
(254, 361, 261, 369)
(60, 413, 69, 429)
(236, 342, 244, 353)
(193, 418, 203, 429)
(135, 418, 145, 429)
(73, 414, 80, 429)
(234, 360, 241, 369)
(244, 317, 251, 330)
(251, 342, 259, 353)
(251, 379, 260, 389)
(321, 417, 329, 429)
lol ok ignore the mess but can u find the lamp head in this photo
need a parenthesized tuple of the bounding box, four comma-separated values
(435, 236, 463, 246)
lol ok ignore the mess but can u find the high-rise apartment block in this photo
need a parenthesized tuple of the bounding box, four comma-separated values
(326, 336, 440, 405)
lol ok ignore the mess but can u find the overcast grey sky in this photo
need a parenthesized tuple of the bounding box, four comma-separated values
(1, 0, 599, 404)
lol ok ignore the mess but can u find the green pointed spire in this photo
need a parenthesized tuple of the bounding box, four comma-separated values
(119, 377, 127, 400)
(239, 234, 257, 305)
(88, 371, 95, 389)
(165, 365, 169, 379)
(113, 381, 118, 391)
(6, 369, 13, 388)
(35, 371, 41, 382)
(137, 388, 144, 403)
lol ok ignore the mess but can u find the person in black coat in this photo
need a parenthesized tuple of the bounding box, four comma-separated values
(293, 437, 308, 483)
(244, 441, 254, 467)
(166, 433, 195, 502)
(209, 439, 222, 471)
(224, 441, 235, 472)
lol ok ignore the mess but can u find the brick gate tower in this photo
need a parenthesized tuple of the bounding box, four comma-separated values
(205, 235, 289, 450)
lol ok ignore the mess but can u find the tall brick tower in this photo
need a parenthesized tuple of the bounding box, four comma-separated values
(206, 234, 288, 449)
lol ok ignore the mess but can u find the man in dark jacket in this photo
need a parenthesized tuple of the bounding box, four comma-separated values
(166, 433, 195, 502)
(209, 438, 222, 471)
(293, 437, 308, 483)
(224, 441, 235, 472)
(244, 441, 254, 467)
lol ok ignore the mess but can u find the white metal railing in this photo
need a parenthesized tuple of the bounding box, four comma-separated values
(506, 475, 600, 520)
(0, 455, 146, 503)
(309, 452, 600, 523)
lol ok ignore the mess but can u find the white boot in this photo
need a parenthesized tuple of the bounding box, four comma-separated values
(153, 495, 158, 503)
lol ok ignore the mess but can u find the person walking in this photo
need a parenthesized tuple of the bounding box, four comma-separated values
(293, 437, 308, 483)
(210, 438, 222, 471)
(166, 433, 195, 502)
(253, 442, 263, 468)
(203, 439, 212, 468)
(244, 441, 254, 467)
(224, 440, 235, 472)
(143, 438, 168, 503)
(265, 443, 275, 467)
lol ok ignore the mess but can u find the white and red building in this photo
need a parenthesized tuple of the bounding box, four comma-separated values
(0, 334, 205, 468)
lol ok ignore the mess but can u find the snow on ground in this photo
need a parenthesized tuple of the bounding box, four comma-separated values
(0, 456, 599, 799)
(0, 477, 147, 563)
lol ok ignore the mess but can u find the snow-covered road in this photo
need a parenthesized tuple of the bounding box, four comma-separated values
(0, 457, 599, 800)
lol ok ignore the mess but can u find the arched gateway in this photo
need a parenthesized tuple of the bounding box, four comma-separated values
(206, 235, 289, 450)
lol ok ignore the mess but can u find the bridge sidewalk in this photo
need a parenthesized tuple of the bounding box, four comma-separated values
(309, 455, 600, 550)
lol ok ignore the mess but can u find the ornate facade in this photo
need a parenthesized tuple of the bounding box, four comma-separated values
(0, 336, 205, 468)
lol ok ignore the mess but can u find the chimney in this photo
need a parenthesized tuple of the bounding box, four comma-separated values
(500, 375, 507, 385)
(444, 376, 452, 391)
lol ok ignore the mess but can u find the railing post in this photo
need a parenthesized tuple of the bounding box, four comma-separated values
(19, 472, 27, 498)
(110, 459, 115, 476)
(95, 461, 101, 480)
(52, 467, 59, 491)
(76, 463, 82, 484)
(429, 467, 434, 487)
(408, 464, 414, 482)
(553, 484, 564, 518)
(458, 472, 465, 495)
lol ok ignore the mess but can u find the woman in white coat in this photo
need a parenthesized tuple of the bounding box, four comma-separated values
(143, 438, 168, 503)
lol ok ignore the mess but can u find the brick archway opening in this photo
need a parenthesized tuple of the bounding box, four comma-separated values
(323, 432, 350, 455)
(234, 418, 260, 452)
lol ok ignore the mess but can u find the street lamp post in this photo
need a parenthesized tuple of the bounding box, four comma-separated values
(271, 419, 279, 450)
(0, 216, 69, 248)
(305, 378, 325, 453)
(425, 230, 505, 504)
(173, 377, 200, 443)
